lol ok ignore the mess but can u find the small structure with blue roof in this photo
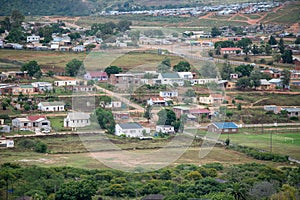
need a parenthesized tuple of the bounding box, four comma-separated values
(208, 122, 239, 133)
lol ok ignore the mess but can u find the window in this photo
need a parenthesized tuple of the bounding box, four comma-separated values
(224, 129, 229, 132)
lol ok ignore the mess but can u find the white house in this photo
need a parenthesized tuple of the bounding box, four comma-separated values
(31, 82, 53, 92)
(107, 101, 122, 108)
(54, 80, 77, 87)
(157, 73, 184, 86)
(199, 94, 224, 105)
(156, 125, 175, 134)
(191, 78, 218, 85)
(64, 112, 91, 128)
(27, 35, 40, 43)
(72, 45, 85, 52)
(38, 101, 65, 112)
(177, 72, 193, 80)
(27, 115, 51, 131)
(147, 97, 167, 106)
(0, 136, 14, 148)
(159, 91, 178, 98)
(12, 118, 32, 130)
(115, 122, 150, 137)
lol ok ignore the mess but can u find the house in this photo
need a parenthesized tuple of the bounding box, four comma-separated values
(192, 78, 218, 85)
(264, 105, 281, 114)
(207, 122, 239, 133)
(199, 94, 224, 105)
(31, 82, 53, 92)
(147, 97, 167, 106)
(12, 115, 51, 131)
(27, 35, 40, 43)
(268, 79, 282, 88)
(159, 91, 178, 98)
(177, 72, 193, 80)
(54, 80, 77, 87)
(173, 106, 191, 118)
(106, 101, 122, 108)
(257, 79, 275, 90)
(113, 112, 130, 120)
(189, 108, 211, 118)
(109, 73, 143, 86)
(84, 71, 108, 81)
(38, 101, 65, 112)
(0, 136, 14, 148)
(12, 84, 35, 95)
(115, 122, 150, 137)
(157, 73, 184, 86)
(72, 45, 85, 52)
(12, 118, 32, 130)
(230, 73, 239, 79)
(282, 108, 300, 118)
(71, 85, 95, 93)
(64, 112, 91, 128)
(0, 124, 10, 133)
(220, 47, 243, 55)
(156, 125, 175, 134)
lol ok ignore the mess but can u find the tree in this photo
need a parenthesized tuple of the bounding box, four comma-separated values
(265, 44, 272, 55)
(211, 27, 221, 37)
(251, 44, 259, 55)
(281, 69, 291, 89)
(21, 61, 41, 77)
(295, 37, 300, 45)
(104, 66, 122, 77)
(273, 54, 281, 63)
(268, 35, 277, 45)
(281, 50, 293, 64)
(221, 62, 234, 80)
(200, 62, 218, 78)
(236, 77, 251, 90)
(10, 10, 24, 28)
(0, 17, 11, 31)
(157, 109, 176, 125)
(5, 28, 24, 43)
(144, 105, 152, 123)
(236, 38, 252, 55)
(278, 38, 285, 54)
(117, 20, 132, 32)
(173, 61, 191, 72)
(185, 89, 196, 97)
(223, 53, 229, 59)
(55, 179, 97, 200)
(1, 99, 9, 110)
(214, 40, 235, 49)
(157, 58, 171, 73)
(227, 182, 247, 200)
(95, 107, 115, 134)
(65, 59, 85, 77)
(250, 70, 262, 89)
(235, 64, 254, 77)
(34, 141, 47, 153)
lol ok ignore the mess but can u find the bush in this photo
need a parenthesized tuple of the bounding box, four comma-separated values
(202, 163, 224, 171)
(34, 141, 48, 153)
(18, 139, 36, 149)
(290, 116, 299, 121)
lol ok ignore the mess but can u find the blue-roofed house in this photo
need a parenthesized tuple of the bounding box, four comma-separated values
(207, 122, 239, 133)
(115, 122, 150, 137)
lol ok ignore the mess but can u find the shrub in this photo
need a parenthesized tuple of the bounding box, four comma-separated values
(290, 116, 299, 121)
(18, 139, 36, 149)
(202, 163, 224, 171)
(34, 141, 48, 153)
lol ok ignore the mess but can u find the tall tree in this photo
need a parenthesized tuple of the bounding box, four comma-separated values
(117, 20, 132, 32)
(157, 109, 176, 125)
(10, 10, 24, 28)
(95, 107, 115, 134)
(281, 50, 293, 64)
(236, 38, 252, 55)
(65, 59, 85, 77)
(21, 61, 41, 77)
(200, 62, 218, 78)
(250, 70, 262, 89)
(235, 64, 254, 77)
(143, 105, 152, 123)
(278, 38, 285, 54)
(104, 66, 122, 77)
(211, 27, 221, 37)
(173, 61, 191, 72)
(157, 58, 171, 73)
(221, 62, 234, 80)
(236, 77, 251, 90)
(268, 35, 277, 45)
(281, 69, 291, 89)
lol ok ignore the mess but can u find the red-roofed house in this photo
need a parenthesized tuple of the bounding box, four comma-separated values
(147, 97, 167, 106)
(189, 109, 211, 118)
(84, 71, 108, 81)
(220, 47, 243, 55)
(12, 115, 51, 131)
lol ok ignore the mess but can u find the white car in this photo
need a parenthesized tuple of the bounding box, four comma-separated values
(42, 129, 51, 133)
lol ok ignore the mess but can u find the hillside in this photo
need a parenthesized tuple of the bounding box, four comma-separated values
(0, 0, 266, 16)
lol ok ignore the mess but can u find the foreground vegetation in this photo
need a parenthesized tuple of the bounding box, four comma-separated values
(0, 161, 299, 200)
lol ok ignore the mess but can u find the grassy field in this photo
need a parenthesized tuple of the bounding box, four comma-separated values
(0, 49, 87, 72)
(220, 132, 300, 160)
(0, 134, 285, 169)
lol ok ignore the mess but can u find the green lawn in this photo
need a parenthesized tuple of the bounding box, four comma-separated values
(220, 132, 300, 160)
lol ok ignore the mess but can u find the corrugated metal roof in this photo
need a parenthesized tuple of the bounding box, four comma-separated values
(213, 122, 238, 129)
(118, 122, 143, 129)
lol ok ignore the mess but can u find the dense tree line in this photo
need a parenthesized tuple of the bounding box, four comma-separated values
(0, 162, 299, 200)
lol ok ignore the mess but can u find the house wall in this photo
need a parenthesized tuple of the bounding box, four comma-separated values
(38, 104, 65, 112)
(115, 124, 145, 137)
(207, 124, 238, 133)
(54, 80, 77, 87)
(64, 118, 90, 128)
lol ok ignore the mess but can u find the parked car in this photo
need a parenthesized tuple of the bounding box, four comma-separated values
(42, 129, 51, 133)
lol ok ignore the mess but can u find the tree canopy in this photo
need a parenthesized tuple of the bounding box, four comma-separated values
(65, 59, 85, 77)
(21, 61, 41, 77)
(173, 61, 191, 72)
(104, 66, 123, 77)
